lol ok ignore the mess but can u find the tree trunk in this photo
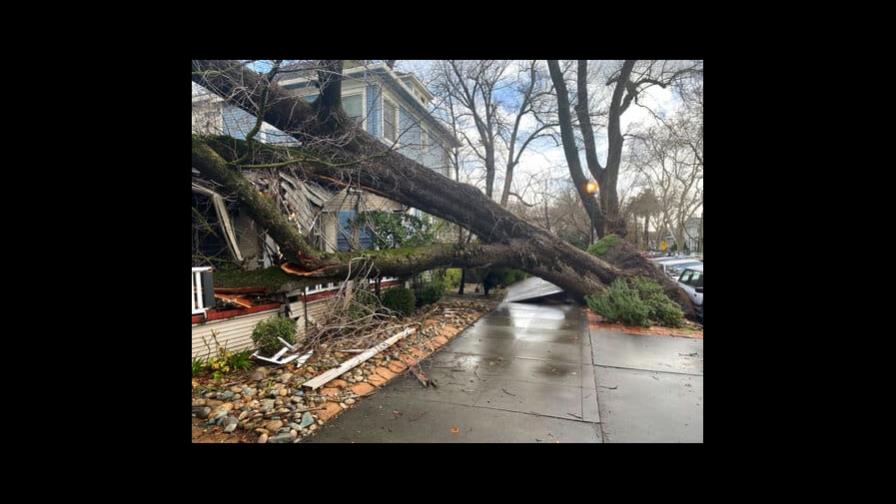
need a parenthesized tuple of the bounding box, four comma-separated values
(191, 60, 695, 317)
(546, 60, 604, 238)
(644, 214, 650, 250)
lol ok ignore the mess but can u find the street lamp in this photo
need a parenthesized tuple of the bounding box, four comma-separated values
(584, 180, 598, 246)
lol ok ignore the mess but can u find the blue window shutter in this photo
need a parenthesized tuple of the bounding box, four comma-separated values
(359, 223, 372, 249)
(366, 84, 381, 136)
(337, 211, 353, 251)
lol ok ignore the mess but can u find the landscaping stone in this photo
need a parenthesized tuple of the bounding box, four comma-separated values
(257, 433, 268, 443)
(325, 379, 349, 388)
(351, 382, 375, 396)
(315, 402, 343, 422)
(223, 417, 238, 432)
(373, 367, 397, 380)
(344, 398, 356, 405)
(320, 387, 340, 397)
(250, 367, 270, 381)
(300, 412, 314, 428)
(192, 406, 211, 419)
(263, 420, 283, 432)
(367, 374, 387, 387)
(267, 432, 296, 443)
(386, 361, 407, 374)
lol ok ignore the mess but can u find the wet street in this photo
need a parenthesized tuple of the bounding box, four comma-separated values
(305, 277, 703, 443)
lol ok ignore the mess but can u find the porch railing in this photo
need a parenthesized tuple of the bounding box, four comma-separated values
(192, 267, 212, 315)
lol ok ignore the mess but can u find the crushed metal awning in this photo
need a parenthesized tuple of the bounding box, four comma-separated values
(502, 276, 565, 303)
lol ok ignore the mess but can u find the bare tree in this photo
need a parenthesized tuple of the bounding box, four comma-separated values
(625, 76, 703, 249)
(548, 59, 703, 240)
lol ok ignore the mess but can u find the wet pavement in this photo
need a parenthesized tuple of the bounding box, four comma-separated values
(305, 277, 703, 443)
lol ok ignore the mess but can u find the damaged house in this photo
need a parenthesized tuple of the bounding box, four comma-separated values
(191, 61, 460, 360)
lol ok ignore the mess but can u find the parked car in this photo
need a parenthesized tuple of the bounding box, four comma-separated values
(651, 257, 703, 279)
(677, 264, 703, 323)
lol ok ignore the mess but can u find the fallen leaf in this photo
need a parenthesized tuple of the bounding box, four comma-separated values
(450, 426, 460, 433)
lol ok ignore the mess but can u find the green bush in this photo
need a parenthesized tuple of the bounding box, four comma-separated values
(503, 269, 527, 285)
(228, 350, 254, 371)
(630, 276, 684, 327)
(251, 317, 297, 355)
(444, 268, 462, 288)
(415, 281, 444, 306)
(586, 276, 684, 327)
(586, 279, 650, 326)
(587, 234, 621, 257)
(192, 357, 206, 377)
(382, 287, 415, 316)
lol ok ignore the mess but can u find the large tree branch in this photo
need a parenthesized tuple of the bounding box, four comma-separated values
(192, 60, 695, 316)
(546, 60, 604, 237)
(575, 60, 605, 181)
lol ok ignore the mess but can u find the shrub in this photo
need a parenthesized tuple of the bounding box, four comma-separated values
(251, 317, 297, 356)
(587, 234, 621, 257)
(415, 281, 444, 306)
(381, 287, 415, 316)
(586, 276, 684, 327)
(586, 279, 650, 326)
(208, 346, 232, 379)
(503, 269, 527, 285)
(192, 357, 206, 377)
(630, 276, 684, 328)
(228, 350, 254, 371)
(444, 268, 463, 288)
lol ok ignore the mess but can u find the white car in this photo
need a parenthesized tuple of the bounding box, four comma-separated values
(677, 264, 703, 322)
(652, 257, 703, 279)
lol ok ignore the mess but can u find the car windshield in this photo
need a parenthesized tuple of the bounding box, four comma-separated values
(667, 262, 702, 274)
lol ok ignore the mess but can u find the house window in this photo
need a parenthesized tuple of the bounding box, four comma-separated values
(383, 99, 397, 141)
(303, 93, 319, 103)
(343, 94, 363, 124)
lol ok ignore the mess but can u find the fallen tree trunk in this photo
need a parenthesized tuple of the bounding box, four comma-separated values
(191, 60, 694, 317)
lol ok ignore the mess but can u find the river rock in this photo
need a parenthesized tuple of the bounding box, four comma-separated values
(192, 406, 211, 419)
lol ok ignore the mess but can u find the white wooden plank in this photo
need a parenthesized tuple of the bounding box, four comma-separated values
(302, 327, 415, 389)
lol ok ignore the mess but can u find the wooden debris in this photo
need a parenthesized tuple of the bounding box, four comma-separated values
(409, 365, 435, 388)
(214, 287, 267, 295)
(280, 262, 327, 277)
(302, 327, 416, 390)
(214, 293, 253, 308)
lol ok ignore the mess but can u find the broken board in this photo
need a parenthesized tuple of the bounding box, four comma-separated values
(302, 327, 416, 390)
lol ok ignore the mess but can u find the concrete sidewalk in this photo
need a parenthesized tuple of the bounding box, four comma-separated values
(305, 298, 602, 442)
(590, 328, 703, 442)
(304, 278, 703, 443)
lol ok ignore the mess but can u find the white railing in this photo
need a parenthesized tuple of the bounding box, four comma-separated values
(192, 267, 212, 315)
(305, 277, 399, 296)
(305, 281, 338, 295)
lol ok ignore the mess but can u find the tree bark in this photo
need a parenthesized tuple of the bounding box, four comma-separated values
(191, 60, 695, 317)
(546, 60, 604, 238)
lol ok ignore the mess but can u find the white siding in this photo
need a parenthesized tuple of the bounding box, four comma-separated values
(191, 309, 281, 360)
